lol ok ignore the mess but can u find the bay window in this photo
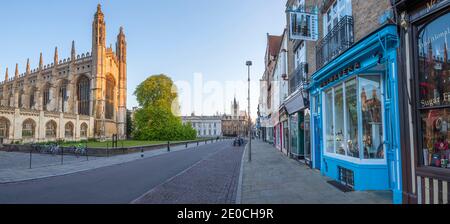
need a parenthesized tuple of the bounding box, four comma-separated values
(323, 75, 384, 161)
(417, 11, 450, 169)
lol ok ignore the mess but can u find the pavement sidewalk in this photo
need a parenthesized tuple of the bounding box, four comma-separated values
(239, 140, 392, 204)
(0, 140, 219, 184)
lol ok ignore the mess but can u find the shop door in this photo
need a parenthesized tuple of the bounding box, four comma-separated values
(312, 95, 322, 170)
(284, 121, 289, 154)
(313, 114, 322, 169)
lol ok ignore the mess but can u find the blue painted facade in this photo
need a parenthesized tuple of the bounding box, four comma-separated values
(308, 25, 403, 204)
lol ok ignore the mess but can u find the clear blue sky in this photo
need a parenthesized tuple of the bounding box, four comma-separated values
(0, 0, 286, 117)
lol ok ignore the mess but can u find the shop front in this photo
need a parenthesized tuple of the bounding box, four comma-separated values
(395, 0, 450, 204)
(272, 111, 282, 149)
(285, 88, 310, 164)
(280, 107, 289, 156)
(308, 25, 403, 204)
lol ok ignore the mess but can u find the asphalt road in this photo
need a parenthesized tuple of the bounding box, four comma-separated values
(0, 140, 242, 204)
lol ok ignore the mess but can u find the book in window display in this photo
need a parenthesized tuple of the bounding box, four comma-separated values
(422, 109, 450, 169)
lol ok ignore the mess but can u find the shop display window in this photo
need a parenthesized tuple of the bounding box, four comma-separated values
(345, 79, 359, 158)
(323, 75, 384, 161)
(417, 12, 450, 169)
(290, 113, 299, 156)
(360, 76, 383, 159)
(325, 89, 334, 153)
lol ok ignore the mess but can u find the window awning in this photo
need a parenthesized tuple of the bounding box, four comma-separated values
(284, 90, 306, 115)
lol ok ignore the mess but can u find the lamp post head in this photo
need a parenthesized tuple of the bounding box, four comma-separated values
(246, 61, 253, 66)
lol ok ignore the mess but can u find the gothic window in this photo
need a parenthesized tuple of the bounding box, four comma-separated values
(22, 119, 35, 139)
(105, 76, 115, 119)
(77, 76, 90, 116)
(60, 80, 68, 113)
(65, 122, 74, 138)
(80, 123, 88, 138)
(18, 90, 24, 108)
(30, 88, 35, 109)
(0, 117, 10, 139)
(43, 85, 51, 111)
(45, 120, 57, 138)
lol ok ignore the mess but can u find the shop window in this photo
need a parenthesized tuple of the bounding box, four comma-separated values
(417, 12, 450, 169)
(360, 76, 383, 159)
(335, 84, 345, 155)
(290, 113, 299, 156)
(325, 89, 334, 153)
(323, 75, 384, 161)
(345, 79, 359, 158)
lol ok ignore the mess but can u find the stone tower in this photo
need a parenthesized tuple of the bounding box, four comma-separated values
(116, 27, 127, 139)
(91, 4, 127, 139)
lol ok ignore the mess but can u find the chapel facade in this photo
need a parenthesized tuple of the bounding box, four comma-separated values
(0, 4, 127, 143)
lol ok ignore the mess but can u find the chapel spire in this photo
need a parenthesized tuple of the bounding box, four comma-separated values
(71, 40, 76, 61)
(4, 67, 8, 82)
(14, 63, 19, 79)
(54, 47, 59, 65)
(26, 58, 31, 74)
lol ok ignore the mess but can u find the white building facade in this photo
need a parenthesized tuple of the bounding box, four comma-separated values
(181, 116, 222, 138)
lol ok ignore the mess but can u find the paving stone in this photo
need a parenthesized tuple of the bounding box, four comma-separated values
(241, 140, 392, 204)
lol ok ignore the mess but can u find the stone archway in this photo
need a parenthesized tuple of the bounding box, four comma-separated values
(65, 122, 74, 139)
(0, 117, 10, 143)
(22, 118, 36, 140)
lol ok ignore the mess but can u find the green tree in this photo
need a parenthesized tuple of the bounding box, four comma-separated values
(126, 110, 133, 139)
(134, 74, 180, 113)
(132, 74, 196, 141)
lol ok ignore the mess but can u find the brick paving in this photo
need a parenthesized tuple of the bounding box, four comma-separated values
(133, 143, 245, 204)
(240, 140, 393, 204)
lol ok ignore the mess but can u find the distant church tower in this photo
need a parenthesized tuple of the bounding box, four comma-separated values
(231, 97, 239, 118)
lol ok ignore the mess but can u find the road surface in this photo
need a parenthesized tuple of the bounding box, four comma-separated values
(0, 140, 245, 204)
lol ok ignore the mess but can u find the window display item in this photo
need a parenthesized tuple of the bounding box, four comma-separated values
(431, 153, 441, 167)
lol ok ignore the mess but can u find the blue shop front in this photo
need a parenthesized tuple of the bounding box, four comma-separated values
(308, 25, 402, 204)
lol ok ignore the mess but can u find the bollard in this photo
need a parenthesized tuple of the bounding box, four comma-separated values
(61, 147, 64, 165)
(141, 148, 144, 158)
(86, 148, 89, 161)
(186, 143, 188, 148)
(29, 149, 32, 169)
(167, 141, 170, 152)
(197, 141, 199, 146)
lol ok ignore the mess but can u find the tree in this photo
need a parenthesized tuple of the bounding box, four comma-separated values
(134, 74, 180, 114)
(132, 74, 196, 141)
(126, 110, 133, 139)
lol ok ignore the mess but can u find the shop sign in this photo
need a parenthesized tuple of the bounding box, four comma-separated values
(421, 92, 450, 107)
(320, 62, 361, 88)
(288, 5, 319, 41)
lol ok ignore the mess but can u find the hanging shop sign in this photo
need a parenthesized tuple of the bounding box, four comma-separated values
(287, 5, 319, 41)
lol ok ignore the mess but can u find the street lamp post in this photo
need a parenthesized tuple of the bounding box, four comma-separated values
(246, 61, 252, 162)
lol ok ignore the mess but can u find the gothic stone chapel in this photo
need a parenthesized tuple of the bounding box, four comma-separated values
(0, 4, 127, 143)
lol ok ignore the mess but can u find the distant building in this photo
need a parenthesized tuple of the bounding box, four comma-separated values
(181, 115, 222, 138)
(221, 98, 249, 137)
